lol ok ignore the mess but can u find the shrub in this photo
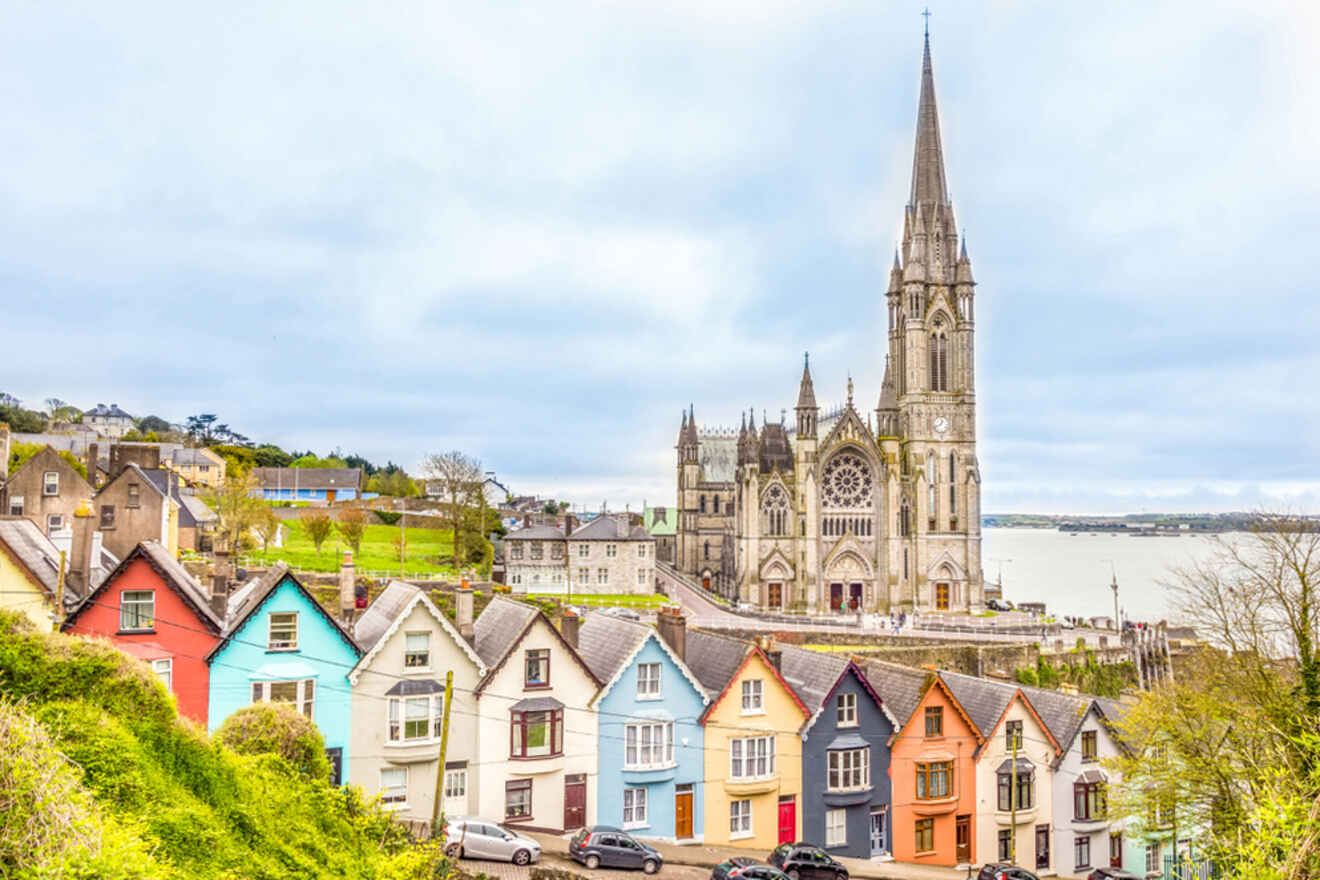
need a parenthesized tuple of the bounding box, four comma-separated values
(213, 703, 331, 782)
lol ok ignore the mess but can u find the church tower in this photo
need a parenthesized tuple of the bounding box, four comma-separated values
(887, 28, 984, 611)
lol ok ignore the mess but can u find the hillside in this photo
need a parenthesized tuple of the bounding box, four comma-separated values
(0, 610, 440, 879)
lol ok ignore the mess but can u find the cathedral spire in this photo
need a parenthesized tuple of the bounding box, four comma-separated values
(909, 28, 949, 210)
(796, 352, 817, 409)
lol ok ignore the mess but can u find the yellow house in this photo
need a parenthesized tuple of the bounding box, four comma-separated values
(166, 447, 227, 488)
(700, 643, 809, 849)
(0, 517, 109, 631)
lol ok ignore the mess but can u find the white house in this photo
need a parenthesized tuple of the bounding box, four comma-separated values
(1051, 700, 1131, 878)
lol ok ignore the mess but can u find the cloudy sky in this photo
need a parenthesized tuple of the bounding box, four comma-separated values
(2, 1, 1317, 514)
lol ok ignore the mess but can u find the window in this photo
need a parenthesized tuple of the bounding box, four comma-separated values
(1109, 833, 1122, 866)
(597, 568, 609, 584)
(929, 332, 948, 391)
(505, 779, 532, 820)
(638, 544, 647, 558)
(251, 679, 315, 718)
(7, 496, 22, 517)
(1074, 781, 1106, 820)
(730, 736, 775, 779)
(997, 829, 1012, 861)
(703, 541, 710, 560)
(741, 679, 763, 713)
(529, 542, 543, 561)
(151, 658, 173, 690)
(1075, 836, 1092, 869)
(712, 495, 720, 514)
(127, 483, 140, 508)
(827, 748, 869, 791)
(1081, 730, 1097, 761)
(509, 573, 522, 585)
(623, 788, 647, 826)
(625, 722, 674, 769)
(836, 693, 857, 726)
(524, 649, 550, 688)
(42, 471, 58, 496)
(730, 800, 752, 837)
(914, 819, 934, 853)
(606, 543, 617, 557)
(551, 543, 564, 559)
(380, 767, 408, 807)
(578, 544, 588, 557)
(577, 567, 589, 584)
(46, 514, 64, 533)
(637, 663, 661, 698)
(915, 761, 951, 799)
(404, 632, 430, 668)
(387, 695, 443, 743)
(120, 590, 155, 631)
(700, 495, 707, 513)
(997, 769, 1035, 811)
(924, 705, 943, 737)
(1005, 719, 1023, 750)
(268, 612, 298, 650)
(510, 544, 523, 560)
(444, 768, 467, 800)
(825, 809, 846, 847)
(1145, 843, 1161, 875)
(510, 708, 563, 758)
(100, 504, 115, 528)
(637, 569, 647, 585)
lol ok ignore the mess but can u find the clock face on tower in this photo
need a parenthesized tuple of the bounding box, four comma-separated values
(934, 416, 950, 435)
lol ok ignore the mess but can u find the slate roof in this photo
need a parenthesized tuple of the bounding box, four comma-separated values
(250, 467, 363, 491)
(938, 670, 1089, 755)
(471, 596, 539, 668)
(0, 518, 81, 607)
(570, 516, 650, 541)
(855, 659, 933, 727)
(684, 629, 750, 696)
(209, 562, 359, 661)
(576, 611, 650, 684)
(171, 448, 217, 466)
(134, 541, 222, 629)
(777, 644, 850, 711)
(133, 468, 216, 528)
(505, 524, 566, 541)
(354, 580, 421, 653)
(85, 403, 134, 420)
(177, 493, 217, 525)
(223, 564, 289, 628)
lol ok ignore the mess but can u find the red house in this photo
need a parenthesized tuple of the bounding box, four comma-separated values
(63, 541, 224, 725)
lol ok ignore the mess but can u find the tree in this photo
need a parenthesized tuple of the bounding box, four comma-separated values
(335, 509, 367, 558)
(302, 512, 334, 557)
(203, 472, 265, 554)
(137, 415, 173, 434)
(255, 508, 281, 553)
(422, 451, 482, 566)
(43, 399, 80, 425)
(185, 414, 250, 447)
(0, 399, 45, 433)
(7, 443, 87, 480)
(213, 703, 330, 782)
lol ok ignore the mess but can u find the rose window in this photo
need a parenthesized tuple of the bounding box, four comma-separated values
(822, 453, 873, 509)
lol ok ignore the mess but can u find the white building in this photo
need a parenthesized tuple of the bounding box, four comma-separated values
(505, 514, 656, 596)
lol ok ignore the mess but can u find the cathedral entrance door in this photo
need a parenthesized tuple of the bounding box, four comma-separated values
(829, 583, 844, 612)
(935, 582, 950, 610)
(702, 576, 711, 591)
(768, 582, 782, 609)
(848, 583, 862, 611)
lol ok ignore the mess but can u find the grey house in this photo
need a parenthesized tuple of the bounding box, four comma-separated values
(780, 646, 899, 860)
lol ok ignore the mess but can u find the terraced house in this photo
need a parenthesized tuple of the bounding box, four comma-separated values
(505, 514, 656, 596)
(1051, 698, 1131, 878)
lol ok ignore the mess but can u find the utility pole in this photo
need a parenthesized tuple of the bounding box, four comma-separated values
(1009, 731, 1018, 865)
(1110, 565, 1120, 631)
(430, 670, 455, 839)
(54, 550, 67, 630)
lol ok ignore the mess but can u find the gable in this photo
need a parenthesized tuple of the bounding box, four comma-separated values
(10, 446, 92, 495)
(805, 663, 899, 736)
(978, 690, 1061, 760)
(700, 649, 809, 725)
(477, 613, 601, 696)
(66, 542, 221, 633)
(591, 632, 709, 710)
(349, 592, 484, 685)
(208, 574, 359, 664)
(896, 676, 980, 743)
(820, 410, 878, 459)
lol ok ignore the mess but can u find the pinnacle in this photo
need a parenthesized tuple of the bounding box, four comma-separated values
(909, 29, 950, 209)
(796, 351, 818, 410)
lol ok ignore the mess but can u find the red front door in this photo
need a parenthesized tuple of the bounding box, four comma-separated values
(777, 796, 796, 844)
(564, 775, 586, 831)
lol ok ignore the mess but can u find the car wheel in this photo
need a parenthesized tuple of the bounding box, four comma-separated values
(514, 850, 531, 866)
(586, 855, 601, 870)
(445, 844, 463, 859)
(644, 859, 659, 875)
(788, 871, 800, 880)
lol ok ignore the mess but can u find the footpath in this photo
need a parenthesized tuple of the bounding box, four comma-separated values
(524, 832, 971, 880)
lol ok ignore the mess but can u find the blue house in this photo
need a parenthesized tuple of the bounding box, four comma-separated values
(249, 467, 363, 503)
(577, 608, 709, 842)
(779, 646, 898, 860)
(206, 564, 361, 785)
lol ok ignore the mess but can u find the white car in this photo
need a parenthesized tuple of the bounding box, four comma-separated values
(444, 817, 542, 865)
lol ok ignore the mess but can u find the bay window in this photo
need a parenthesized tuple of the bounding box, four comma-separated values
(915, 761, 951, 799)
(827, 748, 869, 791)
(251, 678, 315, 718)
(511, 708, 563, 758)
(386, 694, 444, 743)
(1074, 780, 1106, 820)
(730, 735, 775, 780)
(625, 721, 674, 769)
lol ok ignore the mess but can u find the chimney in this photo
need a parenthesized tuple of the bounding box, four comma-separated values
(0, 422, 9, 482)
(86, 442, 99, 488)
(656, 607, 686, 663)
(339, 551, 355, 617)
(616, 516, 629, 539)
(564, 513, 578, 536)
(68, 501, 98, 596)
(455, 582, 475, 641)
(210, 547, 230, 619)
(758, 635, 782, 673)
(523, 514, 531, 528)
(145, 445, 161, 469)
(560, 610, 580, 650)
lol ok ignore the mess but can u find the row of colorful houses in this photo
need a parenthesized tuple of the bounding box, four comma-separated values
(50, 540, 1177, 877)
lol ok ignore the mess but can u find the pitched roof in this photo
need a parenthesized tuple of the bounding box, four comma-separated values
(779, 646, 900, 734)
(570, 516, 650, 541)
(576, 611, 650, 684)
(855, 658, 933, 726)
(939, 670, 1070, 757)
(66, 540, 221, 632)
(0, 518, 96, 609)
(84, 403, 134, 419)
(684, 629, 750, 695)
(250, 467, 362, 491)
(505, 524, 566, 541)
(349, 580, 486, 685)
(170, 447, 219, 466)
(207, 564, 359, 662)
(699, 644, 811, 725)
(471, 596, 538, 667)
(909, 32, 949, 208)
(132, 467, 216, 527)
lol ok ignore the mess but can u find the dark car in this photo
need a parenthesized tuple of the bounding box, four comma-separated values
(711, 860, 790, 880)
(986, 598, 1012, 611)
(569, 826, 663, 874)
(1087, 869, 1143, 880)
(768, 843, 848, 880)
(977, 865, 1040, 880)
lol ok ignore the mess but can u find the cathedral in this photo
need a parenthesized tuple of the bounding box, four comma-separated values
(674, 31, 984, 615)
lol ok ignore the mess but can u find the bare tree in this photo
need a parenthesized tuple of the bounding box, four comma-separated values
(423, 451, 482, 566)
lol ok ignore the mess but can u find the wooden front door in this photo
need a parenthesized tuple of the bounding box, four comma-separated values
(848, 582, 862, 610)
(829, 583, 843, 611)
(768, 582, 782, 609)
(702, 576, 711, 590)
(777, 796, 796, 844)
(1109, 832, 1123, 867)
(955, 814, 971, 863)
(675, 787, 694, 839)
(1035, 824, 1051, 870)
(935, 582, 950, 610)
(869, 808, 887, 856)
(564, 774, 587, 831)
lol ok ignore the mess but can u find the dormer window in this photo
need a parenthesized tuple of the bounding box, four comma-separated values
(836, 692, 858, 727)
(404, 632, 430, 668)
(741, 679, 763, 714)
(524, 649, 550, 689)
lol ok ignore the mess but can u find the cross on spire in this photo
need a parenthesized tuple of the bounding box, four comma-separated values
(922, 7, 931, 37)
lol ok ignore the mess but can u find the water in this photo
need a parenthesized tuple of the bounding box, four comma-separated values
(980, 526, 1234, 623)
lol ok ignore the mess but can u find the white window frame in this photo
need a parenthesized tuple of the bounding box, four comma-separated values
(597, 568, 608, 584)
(267, 612, 298, 651)
(443, 768, 467, 800)
(119, 590, 155, 631)
(623, 787, 648, 828)
(7, 496, 23, 517)
(577, 567, 589, 584)
(1145, 843, 1162, 875)
(46, 514, 64, 533)
(636, 663, 662, 699)
(625, 721, 674, 769)
(729, 735, 775, 780)
(380, 766, 408, 809)
(637, 569, 646, 585)
(404, 632, 431, 669)
(638, 544, 647, 558)
(386, 693, 444, 744)
(578, 544, 589, 557)
(741, 679, 764, 714)
(251, 678, 316, 719)
(151, 657, 173, 691)
(42, 471, 58, 496)
(827, 747, 870, 792)
(825, 808, 847, 847)
(836, 692, 858, 727)
(606, 543, 617, 557)
(730, 799, 753, 839)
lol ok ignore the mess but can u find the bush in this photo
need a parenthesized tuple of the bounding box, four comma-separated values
(375, 510, 403, 526)
(213, 703, 331, 782)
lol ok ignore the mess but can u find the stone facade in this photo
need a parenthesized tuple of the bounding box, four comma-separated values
(0, 446, 95, 537)
(506, 515, 657, 596)
(675, 34, 983, 615)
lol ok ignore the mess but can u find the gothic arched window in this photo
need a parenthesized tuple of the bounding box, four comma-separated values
(703, 541, 710, 560)
(930, 318, 949, 391)
(762, 484, 789, 536)
(699, 494, 707, 514)
(949, 451, 956, 482)
(712, 495, 720, 514)
(899, 499, 911, 537)
(822, 452, 874, 510)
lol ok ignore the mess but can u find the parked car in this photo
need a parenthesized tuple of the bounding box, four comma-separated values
(602, 606, 642, 621)
(1087, 869, 1143, 880)
(570, 826, 663, 874)
(442, 817, 541, 865)
(768, 843, 848, 880)
(977, 865, 1040, 880)
(986, 598, 1012, 611)
(711, 859, 790, 880)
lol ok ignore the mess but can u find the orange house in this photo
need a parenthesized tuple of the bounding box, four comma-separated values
(889, 671, 982, 866)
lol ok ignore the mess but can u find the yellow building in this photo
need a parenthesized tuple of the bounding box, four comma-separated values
(166, 447, 227, 488)
(700, 643, 809, 849)
(0, 516, 111, 631)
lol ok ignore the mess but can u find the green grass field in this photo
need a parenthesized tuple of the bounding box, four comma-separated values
(245, 519, 459, 575)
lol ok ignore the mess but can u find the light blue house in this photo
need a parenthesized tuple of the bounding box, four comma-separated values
(577, 609, 709, 842)
(206, 564, 361, 785)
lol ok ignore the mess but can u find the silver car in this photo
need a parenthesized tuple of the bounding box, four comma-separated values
(444, 817, 542, 866)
